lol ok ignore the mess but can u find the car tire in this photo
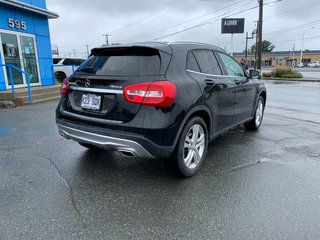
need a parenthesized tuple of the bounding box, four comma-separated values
(55, 72, 67, 83)
(244, 96, 265, 130)
(79, 142, 102, 151)
(172, 117, 208, 177)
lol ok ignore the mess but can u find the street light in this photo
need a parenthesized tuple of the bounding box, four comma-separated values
(300, 27, 314, 65)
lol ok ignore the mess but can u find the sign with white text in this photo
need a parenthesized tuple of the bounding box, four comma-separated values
(221, 18, 245, 34)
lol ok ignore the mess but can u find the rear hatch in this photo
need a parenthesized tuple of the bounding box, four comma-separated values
(64, 45, 172, 122)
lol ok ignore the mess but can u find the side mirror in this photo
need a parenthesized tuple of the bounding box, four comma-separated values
(249, 70, 260, 79)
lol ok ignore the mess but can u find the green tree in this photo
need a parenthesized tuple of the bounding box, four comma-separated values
(247, 40, 275, 53)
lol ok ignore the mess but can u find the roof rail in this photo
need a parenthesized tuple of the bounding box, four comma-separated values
(169, 41, 226, 52)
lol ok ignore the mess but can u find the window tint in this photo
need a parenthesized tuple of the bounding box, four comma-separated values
(77, 49, 161, 76)
(192, 50, 222, 75)
(62, 59, 74, 65)
(187, 52, 200, 72)
(53, 58, 62, 64)
(218, 52, 245, 77)
(74, 59, 86, 66)
(63, 58, 85, 66)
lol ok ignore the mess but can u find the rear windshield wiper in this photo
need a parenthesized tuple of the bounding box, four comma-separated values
(77, 67, 96, 74)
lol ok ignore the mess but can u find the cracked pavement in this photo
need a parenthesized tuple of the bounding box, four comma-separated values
(0, 80, 320, 240)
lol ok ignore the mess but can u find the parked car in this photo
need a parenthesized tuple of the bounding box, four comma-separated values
(53, 57, 86, 82)
(56, 42, 267, 177)
(296, 62, 305, 68)
(307, 61, 320, 68)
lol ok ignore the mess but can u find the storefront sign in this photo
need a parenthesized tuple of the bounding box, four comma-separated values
(8, 18, 27, 30)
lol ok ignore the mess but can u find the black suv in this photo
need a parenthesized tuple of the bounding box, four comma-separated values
(56, 42, 266, 177)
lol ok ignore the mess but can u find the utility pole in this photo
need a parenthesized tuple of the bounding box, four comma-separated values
(72, 49, 76, 57)
(245, 31, 254, 61)
(254, 25, 258, 70)
(257, 0, 263, 70)
(300, 27, 314, 65)
(85, 45, 90, 57)
(230, 34, 234, 57)
(103, 34, 111, 46)
(292, 44, 295, 67)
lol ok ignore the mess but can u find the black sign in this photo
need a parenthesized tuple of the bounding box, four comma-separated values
(221, 18, 245, 34)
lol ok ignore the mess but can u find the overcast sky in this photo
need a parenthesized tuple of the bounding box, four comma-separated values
(46, 0, 320, 58)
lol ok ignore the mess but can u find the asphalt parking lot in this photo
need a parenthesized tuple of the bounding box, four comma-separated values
(1, 80, 320, 240)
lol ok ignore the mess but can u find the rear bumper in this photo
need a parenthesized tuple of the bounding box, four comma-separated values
(56, 118, 174, 159)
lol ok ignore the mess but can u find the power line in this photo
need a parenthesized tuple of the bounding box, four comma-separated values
(270, 35, 320, 44)
(119, 0, 246, 42)
(263, 0, 319, 22)
(264, 19, 320, 35)
(153, 4, 258, 40)
(153, 0, 282, 40)
(110, 0, 186, 35)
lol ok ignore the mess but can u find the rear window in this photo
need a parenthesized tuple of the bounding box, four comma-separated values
(78, 47, 161, 76)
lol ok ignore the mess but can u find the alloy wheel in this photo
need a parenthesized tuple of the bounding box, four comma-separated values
(183, 124, 205, 169)
(255, 100, 264, 127)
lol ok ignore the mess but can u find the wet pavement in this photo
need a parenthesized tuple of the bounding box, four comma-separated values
(297, 68, 320, 79)
(0, 81, 320, 240)
(263, 80, 320, 115)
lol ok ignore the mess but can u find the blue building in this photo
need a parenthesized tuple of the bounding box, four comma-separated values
(0, 0, 58, 91)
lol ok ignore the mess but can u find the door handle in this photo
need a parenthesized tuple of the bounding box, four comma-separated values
(205, 79, 216, 86)
(234, 80, 242, 85)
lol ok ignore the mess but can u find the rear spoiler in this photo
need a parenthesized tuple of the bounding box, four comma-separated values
(91, 44, 172, 56)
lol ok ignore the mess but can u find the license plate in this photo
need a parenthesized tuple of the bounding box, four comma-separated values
(81, 94, 101, 110)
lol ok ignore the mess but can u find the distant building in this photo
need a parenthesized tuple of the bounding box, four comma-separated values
(0, 0, 58, 91)
(234, 50, 320, 68)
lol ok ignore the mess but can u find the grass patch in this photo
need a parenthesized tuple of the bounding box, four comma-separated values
(280, 72, 303, 78)
(263, 66, 303, 79)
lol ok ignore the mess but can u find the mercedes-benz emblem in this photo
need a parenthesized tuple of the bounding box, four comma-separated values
(85, 79, 91, 87)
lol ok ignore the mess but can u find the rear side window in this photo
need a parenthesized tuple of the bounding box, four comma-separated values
(62, 59, 74, 65)
(53, 58, 62, 64)
(79, 47, 161, 76)
(192, 50, 222, 75)
(217, 52, 245, 77)
(62, 58, 85, 66)
(74, 59, 86, 66)
(187, 52, 201, 72)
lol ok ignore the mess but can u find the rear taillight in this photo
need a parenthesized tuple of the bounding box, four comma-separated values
(60, 78, 69, 95)
(123, 81, 176, 107)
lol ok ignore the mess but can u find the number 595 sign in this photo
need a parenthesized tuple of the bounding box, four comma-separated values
(8, 18, 27, 30)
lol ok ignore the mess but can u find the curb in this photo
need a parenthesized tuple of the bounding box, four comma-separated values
(0, 101, 15, 109)
(262, 78, 320, 83)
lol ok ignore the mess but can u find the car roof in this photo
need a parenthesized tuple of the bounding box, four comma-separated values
(169, 41, 227, 53)
(92, 41, 227, 55)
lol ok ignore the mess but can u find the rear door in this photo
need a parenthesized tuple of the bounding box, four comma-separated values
(217, 52, 256, 123)
(187, 49, 235, 134)
(64, 46, 171, 122)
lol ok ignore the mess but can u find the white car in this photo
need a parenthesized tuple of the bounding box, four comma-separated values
(307, 61, 320, 68)
(53, 57, 86, 82)
(296, 62, 305, 68)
